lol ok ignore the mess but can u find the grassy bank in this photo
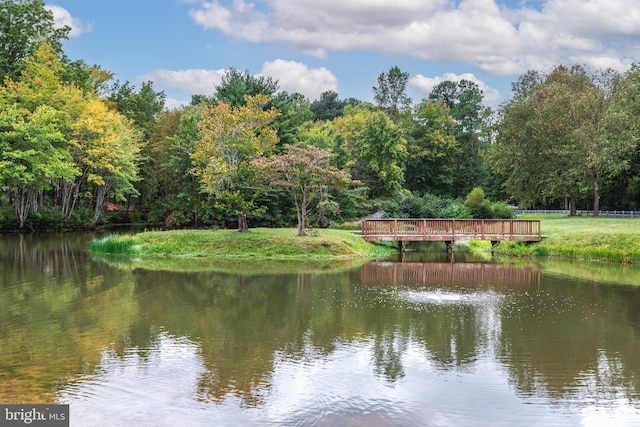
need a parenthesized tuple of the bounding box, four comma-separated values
(475, 214, 640, 263)
(89, 228, 397, 260)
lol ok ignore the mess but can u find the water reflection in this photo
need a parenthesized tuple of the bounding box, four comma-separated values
(1, 235, 640, 425)
(361, 260, 541, 287)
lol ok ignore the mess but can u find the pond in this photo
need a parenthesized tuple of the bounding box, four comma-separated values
(1, 234, 640, 426)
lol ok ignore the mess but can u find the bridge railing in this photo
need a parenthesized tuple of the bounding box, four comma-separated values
(361, 219, 541, 241)
(515, 209, 640, 218)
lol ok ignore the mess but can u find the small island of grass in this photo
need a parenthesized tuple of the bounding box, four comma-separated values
(89, 228, 397, 260)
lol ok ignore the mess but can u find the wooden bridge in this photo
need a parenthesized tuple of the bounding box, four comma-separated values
(361, 219, 542, 251)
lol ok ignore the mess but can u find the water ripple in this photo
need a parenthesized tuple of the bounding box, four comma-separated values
(399, 289, 502, 306)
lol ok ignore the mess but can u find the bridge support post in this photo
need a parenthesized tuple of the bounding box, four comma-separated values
(491, 240, 499, 254)
(399, 240, 406, 252)
(445, 240, 454, 253)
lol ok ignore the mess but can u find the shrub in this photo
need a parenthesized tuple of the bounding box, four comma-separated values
(398, 193, 426, 218)
(371, 198, 401, 218)
(0, 205, 19, 230)
(333, 221, 361, 230)
(491, 202, 514, 219)
(165, 210, 191, 228)
(465, 187, 486, 207)
(146, 202, 169, 224)
(439, 201, 472, 218)
(29, 206, 65, 231)
(399, 193, 447, 218)
(67, 206, 94, 229)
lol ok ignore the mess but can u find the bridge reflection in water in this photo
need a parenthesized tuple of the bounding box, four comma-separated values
(361, 261, 542, 288)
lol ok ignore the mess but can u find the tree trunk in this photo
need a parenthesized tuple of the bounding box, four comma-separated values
(592, 169, 600, 216)
(569, 194, 577, 216)
(93, 183, 113, 226)
(297, 194, 307, 236)
(237, 213, 249, 232)
(14, 186, 31, 229)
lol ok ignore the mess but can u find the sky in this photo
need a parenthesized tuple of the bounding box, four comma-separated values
(45, 0, 640, 110)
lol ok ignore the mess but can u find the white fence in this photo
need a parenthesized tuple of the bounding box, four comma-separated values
(515, 209, 640, 218)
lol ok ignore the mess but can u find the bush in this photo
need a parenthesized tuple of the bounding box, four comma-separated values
(331, 187, 370, 222)
(491, 202, 514, 219)
(399, 193, 447, 218)
(371, 198, 401, 218)
(398, 193, 426, 218)
(464, 187, 493, 218)
(465, 187, 486, 207)
(165, 210, 191, 228)
(28, 206, 65, 231)
(333, 221, 361, 230)
(0, 204, 19, 230)
(439, 201, 472, 218)
(66, 206, 94, 229)
(146, 202, 169, 225)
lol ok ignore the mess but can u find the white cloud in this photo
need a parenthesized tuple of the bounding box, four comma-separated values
(137, 68, 227, 96)
(189, 1, 270, 43)
(140, 62, 337, 103)
(164, 97, 191, 110)
(410, 73, 502, 104)
(259, 60, 338, 100)
(186, 0, 640, 76)
(46, 5, 92, 38)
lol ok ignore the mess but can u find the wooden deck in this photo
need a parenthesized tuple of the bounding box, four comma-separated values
(361, 219, 542, 250)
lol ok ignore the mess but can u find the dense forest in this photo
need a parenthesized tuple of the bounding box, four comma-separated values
(1, 0, 640, 232)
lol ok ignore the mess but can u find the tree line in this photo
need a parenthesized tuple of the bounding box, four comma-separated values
(1, 0, 640, 233)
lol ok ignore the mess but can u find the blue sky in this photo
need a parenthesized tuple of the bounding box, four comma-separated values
(46, 0, 640, 109)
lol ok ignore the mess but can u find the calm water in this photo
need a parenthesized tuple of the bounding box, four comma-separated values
(1, 234, 640, 426)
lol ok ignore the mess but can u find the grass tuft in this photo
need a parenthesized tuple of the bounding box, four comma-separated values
(89, 234, 142, 254)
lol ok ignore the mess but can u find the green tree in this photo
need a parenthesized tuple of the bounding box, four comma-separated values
(213, 68, 278, 107)
(373, 66, 412, 119)
(107, 80, 167, 215)
(564, 66, 636, 214)
(0, 0, 70, 82)
(192, 94, 279, 231)
(0, 104, 76, 228)
(335, 106, 407, 199)
(108, 80, 166, 139)
(600, 64, 640, 210)
(271, 91, 313, 147)
(163, 107, 211, 226)
(405, 99, 458, 196)
(298, 120, 349, 170)
(143, 109, 183, 224)
(0, 42, 79, 228)
(59, 59, 114, 96)
(486, 70, 572, 210)
(429, 80, 485, 197)
(310, 90, 347, 121)
(487, 72, 568, 212)
(489, 65, 637, 215)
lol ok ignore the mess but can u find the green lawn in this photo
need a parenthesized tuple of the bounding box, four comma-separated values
(484, 214, 640, 263)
